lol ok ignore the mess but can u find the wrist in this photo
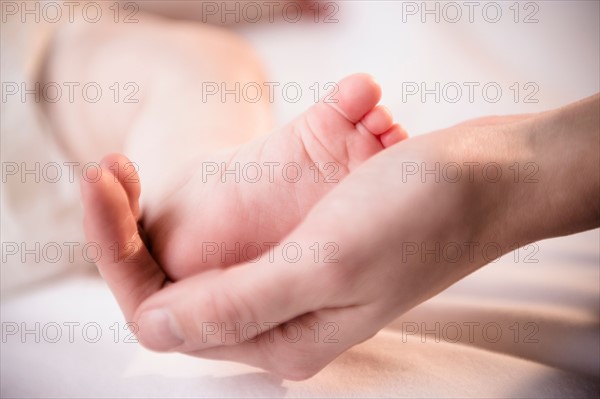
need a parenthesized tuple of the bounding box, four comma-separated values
(532, 95, 599, 236)
(498, 95, 600, 248)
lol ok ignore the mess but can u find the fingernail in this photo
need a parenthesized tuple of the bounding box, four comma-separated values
(137, 308, 184, 351)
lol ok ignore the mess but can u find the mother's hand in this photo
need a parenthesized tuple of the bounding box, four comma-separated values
(81, 95, 599, 379)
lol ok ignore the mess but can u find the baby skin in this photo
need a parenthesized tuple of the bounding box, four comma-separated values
(84, 74, 407, 281)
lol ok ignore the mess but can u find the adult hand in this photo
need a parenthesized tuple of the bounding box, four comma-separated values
(81, 94, 598, 379)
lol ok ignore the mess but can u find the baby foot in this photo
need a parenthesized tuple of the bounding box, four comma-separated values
(95, 74, 407, 280)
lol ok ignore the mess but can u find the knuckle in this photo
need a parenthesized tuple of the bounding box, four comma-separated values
(273, 359, 322, 381)
(263, 338, 329, 381)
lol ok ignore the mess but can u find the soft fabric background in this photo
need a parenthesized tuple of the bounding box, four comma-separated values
(1, 1, 599, 397)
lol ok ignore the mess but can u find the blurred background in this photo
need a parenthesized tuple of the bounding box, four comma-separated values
(1, 1, 599, 397)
